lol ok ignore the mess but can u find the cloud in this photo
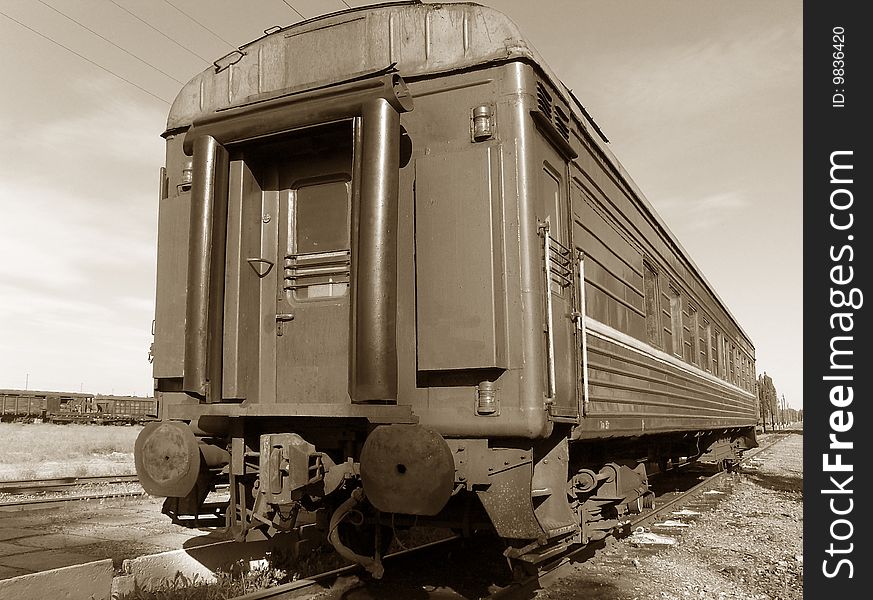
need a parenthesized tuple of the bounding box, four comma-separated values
(617, 23, 800, 115)
(0, 92, 165, 192)
(0, 176, 156, 395)
(652, 191, 749, 232)
(553, 10, 802, 153)
(0, 37, 165, 395)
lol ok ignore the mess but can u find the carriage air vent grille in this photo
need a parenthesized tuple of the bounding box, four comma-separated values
(553, 106, 570, 141)
(536, 81, 552, 119)
(536, 81, 571, 142)
(548, 235, 573, 289)
(283, 249, 350, 299)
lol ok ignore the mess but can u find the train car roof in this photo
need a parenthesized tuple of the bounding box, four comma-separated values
(166, 0, 753, 348)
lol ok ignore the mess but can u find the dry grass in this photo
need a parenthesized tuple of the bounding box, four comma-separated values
(118, 566, 287, 600)
(0, 422, 142, 481)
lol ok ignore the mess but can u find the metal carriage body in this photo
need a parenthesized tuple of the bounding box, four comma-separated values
(138, 1, 757, 572)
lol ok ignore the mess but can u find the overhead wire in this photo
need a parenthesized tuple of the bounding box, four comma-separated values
(280, 1, 306, 21)
(106, 0, 211, 64)
(37, 0, 186, 85)
(0, 9, 170, 104)
(3, 1, 358, 106)
(161, 0, 236, 50)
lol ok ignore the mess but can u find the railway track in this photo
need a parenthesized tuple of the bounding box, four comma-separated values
(0, 474, 145, 507)
(631, 432, 785, 530)
(491, 433, 792, 599)
(229, 535, 464, 600)
(212, 434, 791, 600)
(0, 474, 139, 494)
(0, 434, 795, 599)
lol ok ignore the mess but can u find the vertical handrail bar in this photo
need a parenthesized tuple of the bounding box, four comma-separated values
(578, 252, 590, 415)
(541, 219, 556, 401)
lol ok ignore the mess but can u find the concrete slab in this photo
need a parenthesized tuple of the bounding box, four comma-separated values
(73, 540, 168, 562)
(15, 533, 108, 549)
(0, 564, 32, 579)
(0, 541, 37, 557)
(0, 548, 99, 571)
(0, 558, 113, 600)
(0, 504, 58, 516)
(0, 510, 59, 528)
(0, 528, 40, 542)
(123, 539, 271, 591)
(140, 532, 213, 550)
(0, 496, 235, 584)
(59, 523, 164, 542)
(85, 512, 157, 527)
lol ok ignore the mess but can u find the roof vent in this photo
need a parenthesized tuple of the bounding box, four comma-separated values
(536, 82, 552, 119)
(554, 106, 570, 141)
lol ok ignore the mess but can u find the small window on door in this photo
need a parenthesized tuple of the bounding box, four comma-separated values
(295, 181, 350, 254)
(289, 179, 351, 300)
(541, 166, 566, 245)
(541, 165, 571, 295)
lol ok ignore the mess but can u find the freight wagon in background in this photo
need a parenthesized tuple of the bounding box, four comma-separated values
(93, 395, 160, 424)
(0, 389, 73, 421)
(136, 1, 758, 577)
(0, 389, 157, 424)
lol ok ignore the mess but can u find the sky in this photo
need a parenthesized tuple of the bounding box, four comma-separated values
(0, 1, 802, 407)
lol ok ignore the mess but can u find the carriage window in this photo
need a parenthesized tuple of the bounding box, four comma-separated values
(295, 181, 350, 254)
(700, 319, 710, 371)
(668, 287, 682, 358)
(746, 356, 755, 392)
(643, 262, 660, 347)
(684, 304, 697, 364)
(290, 180, 351, 300)
(712, 329, 721, 376)
(725, 342, 737, 384)
(736, 348, 742, 386)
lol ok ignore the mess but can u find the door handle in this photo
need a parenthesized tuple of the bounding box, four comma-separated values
(246, 257, 274, 277)
(275, 313, 294, 337)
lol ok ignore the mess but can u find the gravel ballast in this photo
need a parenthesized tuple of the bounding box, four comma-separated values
(540, 433, 803, 600)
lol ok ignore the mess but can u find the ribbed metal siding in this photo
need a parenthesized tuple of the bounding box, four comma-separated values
(578, 332, 756, 437)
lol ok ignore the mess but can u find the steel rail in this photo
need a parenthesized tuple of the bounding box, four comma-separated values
(229, 534, 462, 600)
(0, 490, 147, 508)
(0, 474, 139, 493)
(628, 433, 785, 530)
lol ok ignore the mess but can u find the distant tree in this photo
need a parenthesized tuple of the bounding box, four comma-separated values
(757, 372, 778, 432)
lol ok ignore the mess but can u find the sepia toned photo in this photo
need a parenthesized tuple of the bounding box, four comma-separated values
(0, 2, 806, 598)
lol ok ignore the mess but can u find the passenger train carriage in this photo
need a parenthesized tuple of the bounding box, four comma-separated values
(135, 1, 757, 575)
